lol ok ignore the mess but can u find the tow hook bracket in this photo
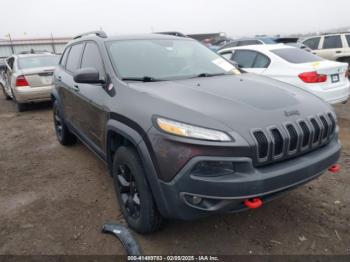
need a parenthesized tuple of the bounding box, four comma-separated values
(244, 198, 263, 209)
(328, 164, 341, 173)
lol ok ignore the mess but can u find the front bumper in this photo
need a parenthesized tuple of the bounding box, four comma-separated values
(13, 85, 53, 103)
(158, 137, 341, 220)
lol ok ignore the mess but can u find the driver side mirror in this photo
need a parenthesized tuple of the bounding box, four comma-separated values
(73, 68, 105, 84)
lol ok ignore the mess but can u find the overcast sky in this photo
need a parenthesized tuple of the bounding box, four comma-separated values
(1, 0, 349, 38)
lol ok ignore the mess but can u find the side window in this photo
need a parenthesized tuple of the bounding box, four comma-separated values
(253, 53, 270, 68)
(303, 37, 320, 50)
(232, 50, 257, 68)
(238, 40, 262, 46)
(81, 42, 105, 76)
(220, 51, 233, 60)
(60, 47, 70, 68)
(345, 35, 350, 47)
(66, 43, 84, 72)
(323, 35, 342, 49)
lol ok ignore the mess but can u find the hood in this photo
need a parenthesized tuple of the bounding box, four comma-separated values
(128, 73, 333, 137)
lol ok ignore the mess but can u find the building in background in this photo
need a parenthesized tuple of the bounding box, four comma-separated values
(0, 36, 72, 58)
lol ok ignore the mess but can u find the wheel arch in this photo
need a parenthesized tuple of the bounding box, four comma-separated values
(106, 119, 171, 217)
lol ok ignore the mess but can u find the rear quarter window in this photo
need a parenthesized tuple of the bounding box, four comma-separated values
(271, 48, 323, 64)
(302, 37, 320, 50)
(345, 35, 350, 47)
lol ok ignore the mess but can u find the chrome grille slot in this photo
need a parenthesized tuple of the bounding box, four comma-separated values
(328, 113, 336, 135)
(310, 118, 321, 144)
(270, 128, 283, 157)
(253, 131, 269, 160)
(299, 121, 310, 148)
(286, 124, 298, 152)
(320, 115, 329, 140)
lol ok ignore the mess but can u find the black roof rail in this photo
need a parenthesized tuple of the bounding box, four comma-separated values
(73, 30, 107, 40)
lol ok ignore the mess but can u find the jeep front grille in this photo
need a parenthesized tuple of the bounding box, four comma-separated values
(252, 112, 336, 165)
(253, 130, 269, 160)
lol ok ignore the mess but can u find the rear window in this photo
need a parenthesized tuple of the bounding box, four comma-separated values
(271, 48, 323, 64)
(18, 56, 59, 70)
(345, 35, 350, 47)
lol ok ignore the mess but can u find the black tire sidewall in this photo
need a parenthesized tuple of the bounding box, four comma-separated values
(53, 101, 76, 145)
(113, 146, 160, 233)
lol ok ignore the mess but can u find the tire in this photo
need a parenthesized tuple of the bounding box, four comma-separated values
(1, 84, 11, 100)
(113, 146, 163, 234)
(53, 101, 76, 145)
(16, 102, 26, 112)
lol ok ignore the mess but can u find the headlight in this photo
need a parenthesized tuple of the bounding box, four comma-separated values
(156, 117, 232, 142)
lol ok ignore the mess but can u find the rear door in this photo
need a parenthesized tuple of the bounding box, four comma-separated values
(317, 35, 343, 61)
(231, 50, 270, 74)
(56, 43, 85, 125)
(73, 41, 109, 152)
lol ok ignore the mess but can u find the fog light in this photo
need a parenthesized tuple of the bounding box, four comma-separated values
(192, 196, 203, 205)
(191, 161, 234, 177)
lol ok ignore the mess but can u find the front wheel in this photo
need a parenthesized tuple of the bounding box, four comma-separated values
(113, 146, 163, 234)
(53, 101, 76, 145)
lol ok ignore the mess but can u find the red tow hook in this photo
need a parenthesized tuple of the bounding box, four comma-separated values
(328, 164, 341, 174)
(244, 198, 263, 209)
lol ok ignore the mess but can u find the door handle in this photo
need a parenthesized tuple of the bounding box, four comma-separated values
(336, 51, 342, 54)
(72, 85, 80, 92)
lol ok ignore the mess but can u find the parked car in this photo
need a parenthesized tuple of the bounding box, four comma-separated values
(0, 59, 6, 88)
(0, 52, 59, 111)
(218, 37, 310, 52)
(218, 44, 350, 104)
(301, 33, 350, 64)
(53, 31, 341, 234)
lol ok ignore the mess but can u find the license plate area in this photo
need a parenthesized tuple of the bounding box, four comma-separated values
(331, 74, 339, 83)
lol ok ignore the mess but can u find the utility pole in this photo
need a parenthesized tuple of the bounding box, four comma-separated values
(51, 33, 56, 54)
(7, 33, 14, 54)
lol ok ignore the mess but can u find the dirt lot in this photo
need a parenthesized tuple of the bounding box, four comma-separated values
(0, 92, 349, 255)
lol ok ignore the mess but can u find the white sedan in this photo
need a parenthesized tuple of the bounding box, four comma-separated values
(218, 44, 350, 104)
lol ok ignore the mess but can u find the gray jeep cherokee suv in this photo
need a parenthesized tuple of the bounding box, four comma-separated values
(52, 31, 341, 233)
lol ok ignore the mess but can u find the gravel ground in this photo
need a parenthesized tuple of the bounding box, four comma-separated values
(0, 92, 349, 255)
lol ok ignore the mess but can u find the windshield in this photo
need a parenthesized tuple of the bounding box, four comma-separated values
(271, 48, 323, 64)
(18, 55, 59, 70)
(106, 39, 240, 80)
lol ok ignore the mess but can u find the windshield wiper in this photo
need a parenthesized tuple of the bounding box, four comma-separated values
(192, 73, 229, 78)
(121, 76, 162, 82)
